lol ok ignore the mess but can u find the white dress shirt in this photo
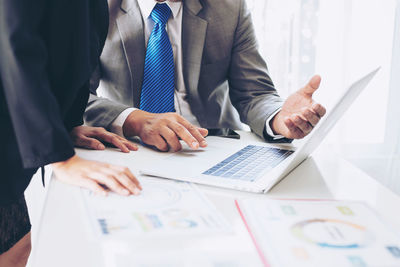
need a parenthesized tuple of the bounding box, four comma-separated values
(110, 0, 283, 140)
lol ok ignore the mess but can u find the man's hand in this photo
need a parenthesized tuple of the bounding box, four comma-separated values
(70, 126, 138, 153)
(52, 155, 142, 196)
(271, 75, 326, 139)
(123, 110, 208, 152)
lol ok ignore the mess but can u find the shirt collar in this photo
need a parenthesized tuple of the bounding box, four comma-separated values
(137, 0, 182, 20)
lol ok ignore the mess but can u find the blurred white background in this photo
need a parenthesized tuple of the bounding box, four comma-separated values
(247, 0, 400, 194)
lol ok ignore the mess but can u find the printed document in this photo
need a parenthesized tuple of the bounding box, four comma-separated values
(82, 178, 229, 238)
(236, 199, 400, 267)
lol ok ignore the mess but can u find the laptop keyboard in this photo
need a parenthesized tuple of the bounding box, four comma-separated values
(202, 145, 294, 182)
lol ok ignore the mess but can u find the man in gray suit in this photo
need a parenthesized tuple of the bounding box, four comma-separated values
(85, 0, 326, 152)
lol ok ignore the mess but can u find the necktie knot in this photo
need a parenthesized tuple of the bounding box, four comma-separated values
(150, 3, 172, 25)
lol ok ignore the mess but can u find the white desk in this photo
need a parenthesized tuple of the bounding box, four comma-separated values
(30, 131, 400, 267)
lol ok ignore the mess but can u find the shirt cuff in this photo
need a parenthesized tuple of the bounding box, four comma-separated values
(110, 108, 137, 137)
(265, 108, 285, 140)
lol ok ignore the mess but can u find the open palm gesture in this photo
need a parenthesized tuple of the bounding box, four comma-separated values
(271, 75, 327, 139)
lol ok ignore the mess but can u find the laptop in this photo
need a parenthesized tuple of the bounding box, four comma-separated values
(140, 68, 380, 193)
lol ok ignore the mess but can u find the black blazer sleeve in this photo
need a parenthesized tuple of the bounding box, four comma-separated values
(0, 0, 75, 169)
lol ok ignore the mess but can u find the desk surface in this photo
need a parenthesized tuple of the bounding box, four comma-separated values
(31, 132, 400, 267)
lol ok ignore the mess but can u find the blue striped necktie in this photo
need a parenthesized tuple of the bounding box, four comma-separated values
(140, 3, 175, 113)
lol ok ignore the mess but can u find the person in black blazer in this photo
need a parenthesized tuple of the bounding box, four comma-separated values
(0, 1, 142, 266)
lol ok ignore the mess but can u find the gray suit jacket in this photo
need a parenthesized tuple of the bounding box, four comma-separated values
(85, 0, 284, 139)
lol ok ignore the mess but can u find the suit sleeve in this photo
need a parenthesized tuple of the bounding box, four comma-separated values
(0, 0, 75, 169)
(227, 0, 287, 141)
(84, 64, 131, 129)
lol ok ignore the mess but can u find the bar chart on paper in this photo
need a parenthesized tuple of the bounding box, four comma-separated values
(81, 178, 230, 239)
(236, 199, 400, 267)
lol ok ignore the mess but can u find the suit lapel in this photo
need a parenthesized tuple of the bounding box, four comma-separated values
(117, 0, 145, 107)
(182, 0, 208, 118)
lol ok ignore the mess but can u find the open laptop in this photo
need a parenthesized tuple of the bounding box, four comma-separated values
(140, 68, 380, 193)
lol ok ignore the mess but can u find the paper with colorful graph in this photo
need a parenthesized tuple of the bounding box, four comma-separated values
(82, 178, 230, 238)
(236, 199, 400, 267)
